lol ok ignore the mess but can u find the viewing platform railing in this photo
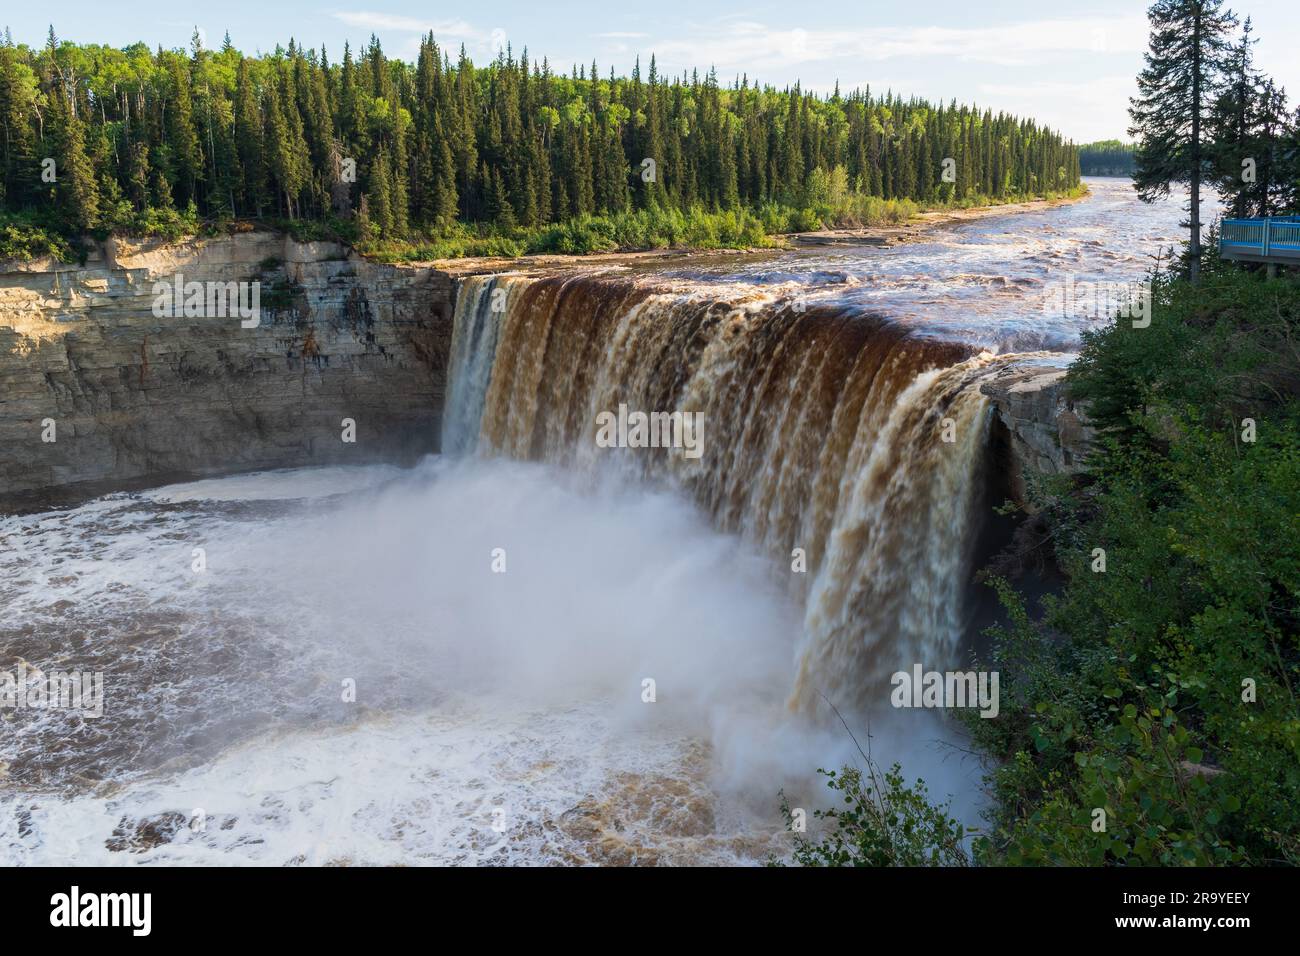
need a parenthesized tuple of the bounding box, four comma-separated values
(1220, 216, 1300, 264)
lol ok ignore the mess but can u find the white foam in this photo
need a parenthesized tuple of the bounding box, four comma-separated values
(147, 464, 407, 502)
(4, 458, 980, 865)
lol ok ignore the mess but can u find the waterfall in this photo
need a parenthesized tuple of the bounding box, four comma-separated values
(442, 272, 1016, 713)
(441, 278, 507, 455)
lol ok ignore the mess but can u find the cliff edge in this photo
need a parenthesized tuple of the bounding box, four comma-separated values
(981, 359, 1096, 508)
(0, 232, 453, 498)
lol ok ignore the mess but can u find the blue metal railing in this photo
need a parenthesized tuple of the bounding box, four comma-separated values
(1221, 216, 1300, 260)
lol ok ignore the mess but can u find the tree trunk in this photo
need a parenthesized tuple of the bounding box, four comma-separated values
(1190, 5, 1203, 285)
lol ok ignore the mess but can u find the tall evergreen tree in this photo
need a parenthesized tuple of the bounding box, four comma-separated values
(53, 104, 100, 230)
(1129, 0, 1237, 282)
(0, 47, 38, 207)
(1247, 79, 1291, 216)
(266, 71, 308, 217)
(165, 57, 203, 207)
(1209, 18, 1262, 217)
(234, 58, 267, 216)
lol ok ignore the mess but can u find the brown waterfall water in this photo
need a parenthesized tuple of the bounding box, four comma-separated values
(445, 271, 1018, 712)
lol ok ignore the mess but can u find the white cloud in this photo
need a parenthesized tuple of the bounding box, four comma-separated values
(977, 76, 1139, 142)
(640, 16, 1148, 72)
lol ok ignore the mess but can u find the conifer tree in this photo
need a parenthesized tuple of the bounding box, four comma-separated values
(1209, 18, 1262, 217)
(166, 57, 203, 206)
(1129, 0, 1237, 282)
(234, 58, 267, 216)
(127, 141, 151, 211)
(0, 46, 38, 207)
(43, 50, 100, 232)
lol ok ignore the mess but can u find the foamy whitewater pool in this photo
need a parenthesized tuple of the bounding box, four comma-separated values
(0, 460, 976, 865)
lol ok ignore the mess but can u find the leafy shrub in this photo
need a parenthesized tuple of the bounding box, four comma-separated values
(775, 759, 970, 867)
(0, 214, 74, 262)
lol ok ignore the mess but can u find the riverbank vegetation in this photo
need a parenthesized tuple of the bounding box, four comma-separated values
(0, 28, 1081, 261)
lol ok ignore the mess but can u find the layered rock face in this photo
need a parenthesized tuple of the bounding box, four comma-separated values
(980, 361, 1095, 508)
(0, 233, 453, 497)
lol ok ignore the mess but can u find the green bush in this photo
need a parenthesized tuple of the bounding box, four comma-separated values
(133, 204, 200, 241)
(527, 216, 619, 255)
(363, 232, 526, 261)
(0, 214, 74, 262)
(775, 760, 970, 867)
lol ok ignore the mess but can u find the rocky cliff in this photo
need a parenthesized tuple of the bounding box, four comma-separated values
(980, 360, 1095, 508)
(0, 233, 453, 498)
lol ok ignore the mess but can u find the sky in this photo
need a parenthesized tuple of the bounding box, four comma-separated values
(6, 0, 1300, 143)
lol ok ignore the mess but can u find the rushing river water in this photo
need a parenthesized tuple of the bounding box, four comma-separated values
(653, 176, 1212, 349)
(0, 178, 1213, 865)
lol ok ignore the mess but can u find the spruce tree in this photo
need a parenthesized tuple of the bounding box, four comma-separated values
(266, 71, 308, 218)
(166, 57, 203, 207)
(127, 141, 151, 211)
(1247, 80, 1290, 216)
(1129, 0, 1237, 282)
(0, 47, 38, 207)
(43, 53, 100, 233)
(234, 58, 267, 216)
(1209, 18, 1262, 218)
(368, 144, 393, 236)
(430, 121, 457, 230)
(55, 109, 100, 231)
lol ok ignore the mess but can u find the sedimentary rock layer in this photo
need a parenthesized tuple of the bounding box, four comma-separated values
(0, 233, 453, 497)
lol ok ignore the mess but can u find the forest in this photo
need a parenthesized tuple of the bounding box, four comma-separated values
(1078, 140, 1136, 177)
(0, 29, 1082, 259)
